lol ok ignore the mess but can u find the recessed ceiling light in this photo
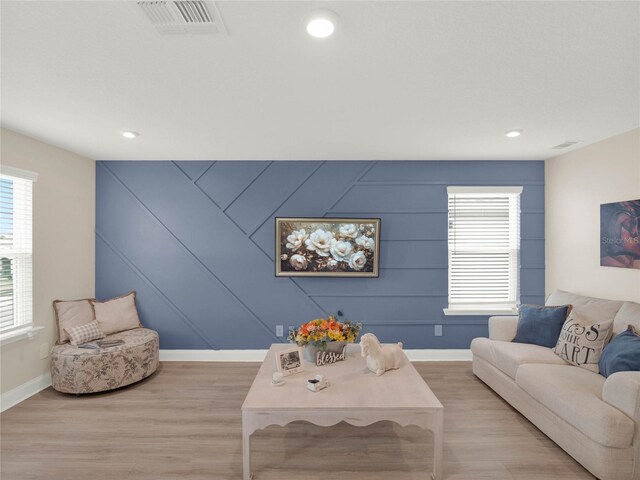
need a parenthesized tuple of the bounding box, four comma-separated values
(121, 131, 140, 139)
(307, 18, 334, 38)
(505, 129, 523, 138)
(306, 10, 337, 38)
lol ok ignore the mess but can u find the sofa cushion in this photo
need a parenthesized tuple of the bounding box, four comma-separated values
(612, 301, 640, 335)
(514, 304, 571, 348)
(546, 289, 623, 325)
(53, 298, 95, 344)
(516, 364, 635, 448)
(65, 320, 105, 346)
(553, 310, 613, 373)
(599, 326, 640, 378)
(90, 291, 142, 335)
(471, 337, 566, 380)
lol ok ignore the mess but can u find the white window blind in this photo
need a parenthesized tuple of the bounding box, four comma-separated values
(447, 186, 522, 312)
(0, 166, 37, 333)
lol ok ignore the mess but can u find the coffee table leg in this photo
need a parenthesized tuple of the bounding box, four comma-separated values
(431, 411, 444, 480)
(242, 415, 252, 480)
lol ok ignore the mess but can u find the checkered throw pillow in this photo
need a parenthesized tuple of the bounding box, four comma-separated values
(65, 321, 105, 346)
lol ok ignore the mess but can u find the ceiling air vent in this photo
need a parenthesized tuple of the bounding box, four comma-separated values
(552, 140, 582, 149)
(138, 1, 227, 35)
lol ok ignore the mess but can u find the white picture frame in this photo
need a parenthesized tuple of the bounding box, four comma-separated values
(275, 347, 304, 377)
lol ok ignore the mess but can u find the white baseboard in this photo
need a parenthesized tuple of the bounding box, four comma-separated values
(1, 372, 52, 413)
(160, 349, 472, 362)
(405, 349, 472, 361)
(160, 349, 269, 362)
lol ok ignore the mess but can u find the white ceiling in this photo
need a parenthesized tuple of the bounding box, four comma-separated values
(1, 1, 638, 161)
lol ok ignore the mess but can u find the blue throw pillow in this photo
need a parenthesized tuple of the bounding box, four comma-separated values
(599, 326, 640, 378)
(514, 304, 572, 348)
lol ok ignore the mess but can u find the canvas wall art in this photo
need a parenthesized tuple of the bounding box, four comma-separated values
(275, 217, 380, 277)
(600, 199, 640, 269)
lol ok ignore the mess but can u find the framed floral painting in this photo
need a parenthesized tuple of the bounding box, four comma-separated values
(275, 217, 380, 277)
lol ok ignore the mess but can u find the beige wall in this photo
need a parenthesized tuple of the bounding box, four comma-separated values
(0, 128, 95, 394)
(546, 128, 640, 302)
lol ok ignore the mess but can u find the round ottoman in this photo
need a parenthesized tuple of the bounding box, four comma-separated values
(51, 327, 159, 394)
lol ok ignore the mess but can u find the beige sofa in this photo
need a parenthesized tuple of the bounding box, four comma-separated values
(471, 290, 640, 480)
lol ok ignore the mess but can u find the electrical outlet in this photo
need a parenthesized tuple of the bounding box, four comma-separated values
(39, 343, 50, 360)
(276, 325, 284, 337)
(434, 325, 443, 337)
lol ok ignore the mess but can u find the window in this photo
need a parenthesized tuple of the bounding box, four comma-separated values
(445, 186, 522, 315)
(0, 166, 37, 334)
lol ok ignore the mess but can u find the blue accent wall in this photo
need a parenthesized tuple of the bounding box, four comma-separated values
(96, 161, 544, 349)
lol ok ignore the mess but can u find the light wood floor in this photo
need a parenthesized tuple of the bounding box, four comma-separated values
(1, 362, 593, 480)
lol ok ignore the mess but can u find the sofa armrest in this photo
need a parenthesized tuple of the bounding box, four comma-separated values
(488, 316, 519, 342)
(603, 371, 640, 422)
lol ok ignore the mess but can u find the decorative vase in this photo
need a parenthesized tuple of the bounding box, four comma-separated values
(303, 341, 347, 363)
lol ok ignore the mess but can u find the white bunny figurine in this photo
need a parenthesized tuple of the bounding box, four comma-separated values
(359, 333, 404, 376)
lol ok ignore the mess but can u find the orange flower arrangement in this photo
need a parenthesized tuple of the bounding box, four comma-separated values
(288, 314, 362, 350)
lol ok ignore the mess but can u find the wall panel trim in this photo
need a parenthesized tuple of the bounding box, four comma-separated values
(327, 209, 545, 215)
(97, 160, 544, 349)
(96, 231, 219, 349)
(357, 181, 544, 186)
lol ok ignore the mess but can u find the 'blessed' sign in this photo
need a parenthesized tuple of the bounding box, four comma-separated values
(316, 346, 346, 366)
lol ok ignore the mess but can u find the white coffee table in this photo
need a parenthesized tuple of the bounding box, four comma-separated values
(241, 344, 444, 479)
